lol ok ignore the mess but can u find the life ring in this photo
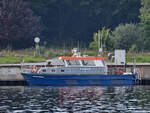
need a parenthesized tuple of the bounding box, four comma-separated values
(118, 67, 124, 75)
(31, 65, 38, 73)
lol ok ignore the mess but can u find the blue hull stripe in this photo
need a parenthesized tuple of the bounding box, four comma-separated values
(22, 73, 137, 86)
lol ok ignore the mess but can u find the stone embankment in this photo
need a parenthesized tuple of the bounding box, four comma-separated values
(0, 62, 46, 81)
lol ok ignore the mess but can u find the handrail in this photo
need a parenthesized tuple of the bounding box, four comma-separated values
(59, 57, 108, 60)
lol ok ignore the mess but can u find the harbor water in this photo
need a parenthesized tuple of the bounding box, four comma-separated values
(0, 86, 150, 113)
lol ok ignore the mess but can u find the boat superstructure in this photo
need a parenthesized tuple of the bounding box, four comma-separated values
(37, 57, 107, 75)
(21, 48, 138, 86)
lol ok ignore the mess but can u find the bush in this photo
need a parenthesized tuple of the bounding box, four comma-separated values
(111, 23, 144, 51)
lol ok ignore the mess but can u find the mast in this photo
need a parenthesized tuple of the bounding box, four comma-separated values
(98, 30, 103, 56)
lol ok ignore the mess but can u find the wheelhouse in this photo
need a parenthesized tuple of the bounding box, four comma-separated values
(59, 57, 107, 67)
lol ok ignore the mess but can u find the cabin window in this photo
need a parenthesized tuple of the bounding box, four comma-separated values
(82, 60, 87, 65)
(94, 60, 105, 66)
(66, 60, 71, 65)
(61, 70, 65, 72)
(82, 60, 95, 66)
(42, 69, 46, 72)
(51, 69, 56, 72)
(66, 60, 80, 66)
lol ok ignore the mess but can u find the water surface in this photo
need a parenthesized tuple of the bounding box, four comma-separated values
(0, 86, 150, 113)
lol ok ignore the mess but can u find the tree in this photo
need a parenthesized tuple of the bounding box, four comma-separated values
(89, 32, 98, 50)
(89, 27, 111, 52)
(111, 24, 143, 51)
(140, 0, 150, 50)
(0, 0, 41, 49)
(27, 0, 141, 47)
(99, 27, 111, 50)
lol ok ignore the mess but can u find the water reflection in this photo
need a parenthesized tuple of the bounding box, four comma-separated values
(0, 86, 150, 112)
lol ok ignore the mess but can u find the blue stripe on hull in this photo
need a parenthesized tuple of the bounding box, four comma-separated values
(22, 73, 137, 86)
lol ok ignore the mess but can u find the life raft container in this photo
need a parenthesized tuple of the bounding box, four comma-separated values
(31, 65, 38, 73)
(118, 67, 125, 75)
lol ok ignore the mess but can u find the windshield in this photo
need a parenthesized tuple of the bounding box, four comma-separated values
(82, 60, 95, 66)
(65, 60, 105, 67)
(66, 60, 81, 66)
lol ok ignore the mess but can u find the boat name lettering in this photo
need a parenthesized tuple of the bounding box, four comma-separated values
(80, 68, 91, 71)
(33, 76, 44, 78)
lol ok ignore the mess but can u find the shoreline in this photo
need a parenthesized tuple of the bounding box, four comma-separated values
(0, 63, 150, 86)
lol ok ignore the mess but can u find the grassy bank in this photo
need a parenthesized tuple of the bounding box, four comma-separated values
(0, 48, 150, 63)
(126, 53, 150, 63)
(0, 56, 45, 64)
(0, 49, 45, 64)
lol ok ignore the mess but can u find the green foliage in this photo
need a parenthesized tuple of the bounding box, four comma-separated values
(126, 52, 150, 63)
(0, 56, 44, 64)
(26, 0, 140, 48)
(39, 46, 46, 55)
(89, 33, 98, 49)
(0, 0, 142, 49)
(24, 57, 45, 63)
(0, 57, 22, 64)
(0, 0, 41, 49)
(129, 44, 138, 53)
(89, 32, 98, 56)
(126, 55, 150, 63)
(140, 0, 150, 16)
(140, 0, 150, 50)
(111, 23, 143, 51)
(99, 27, 111, 50)
(2, 48, 150, 63)
(89, 27, 111, 53)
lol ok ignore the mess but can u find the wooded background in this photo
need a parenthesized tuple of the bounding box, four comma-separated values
(0, 0, 149, 52)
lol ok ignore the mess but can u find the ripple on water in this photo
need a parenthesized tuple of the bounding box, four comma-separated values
(0, 86, 150, 112)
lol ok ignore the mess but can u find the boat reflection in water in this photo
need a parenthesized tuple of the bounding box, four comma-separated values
(58, 87, 104, 108)
(0, 86, 150, 112)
